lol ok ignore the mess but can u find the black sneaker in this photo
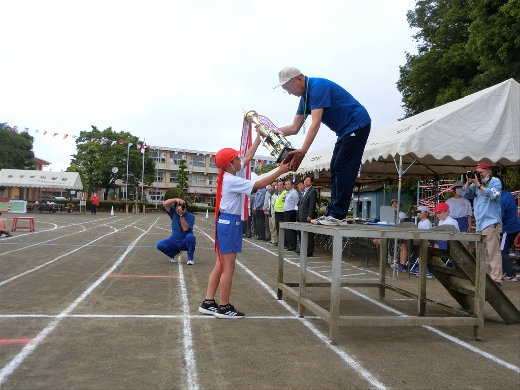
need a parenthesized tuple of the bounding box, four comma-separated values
(214, 304, 245, 319)
(198, 300, 219, 316)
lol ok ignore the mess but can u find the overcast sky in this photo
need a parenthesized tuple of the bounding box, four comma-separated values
(0, 0, 418, 171)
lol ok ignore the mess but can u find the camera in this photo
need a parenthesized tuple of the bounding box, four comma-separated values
(174, 201, 186, 210)
(467, 171, 481, 180)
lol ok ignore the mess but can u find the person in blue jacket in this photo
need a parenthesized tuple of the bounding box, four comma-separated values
(462, 163, 502, 285)
(499, 178, 520, 281)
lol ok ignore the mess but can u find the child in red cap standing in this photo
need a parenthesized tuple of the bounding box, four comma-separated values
(199, 132, 290, 318)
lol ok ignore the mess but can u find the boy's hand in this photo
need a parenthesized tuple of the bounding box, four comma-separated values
(278, 161, 291, 174)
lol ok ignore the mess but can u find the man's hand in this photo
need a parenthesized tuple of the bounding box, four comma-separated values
(284, 149, 306, 171)
(466, 172, 480, 186)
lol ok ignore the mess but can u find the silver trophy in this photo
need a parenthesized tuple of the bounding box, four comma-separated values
(243, 110, 296, 163)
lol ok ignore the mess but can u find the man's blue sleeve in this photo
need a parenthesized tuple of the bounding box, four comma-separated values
(185, 212, 195, 230)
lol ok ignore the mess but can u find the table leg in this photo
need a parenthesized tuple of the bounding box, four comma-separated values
(277, 226, 285, 300)
(379, 232, 387, 299)
(298, 228, 308, 317)
(474, 237, 486, 340)
(417, 239, 428, 315)
(329, 229, 342, 344)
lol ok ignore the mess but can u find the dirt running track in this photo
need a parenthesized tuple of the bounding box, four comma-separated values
(0, 212, 518, 389)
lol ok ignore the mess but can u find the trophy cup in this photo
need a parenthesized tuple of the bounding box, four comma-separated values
(243, 110, 296, 163)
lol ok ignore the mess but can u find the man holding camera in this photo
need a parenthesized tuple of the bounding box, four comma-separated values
(462, 163, 502, 285)
(156, 198, 196, 265)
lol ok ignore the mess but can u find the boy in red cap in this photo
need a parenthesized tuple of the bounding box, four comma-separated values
(199, 132, 290, 318)
(433, 202, 460, 250)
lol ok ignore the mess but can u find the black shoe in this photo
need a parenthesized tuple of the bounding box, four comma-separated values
(307, 253, 313, 257)
(214, 303, 245, 319)
(295, 250, 300, 254)
(199, 300, 219, 316)
(286, 247, 296, 251)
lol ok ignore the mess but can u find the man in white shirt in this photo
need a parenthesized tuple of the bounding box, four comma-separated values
(445, 181, 473, 232)
(283, 180, 299, 251)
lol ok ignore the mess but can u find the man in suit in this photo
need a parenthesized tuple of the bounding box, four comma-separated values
(297, 175, 318, 256)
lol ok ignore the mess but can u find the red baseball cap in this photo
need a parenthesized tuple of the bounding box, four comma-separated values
(433, 202, 449, 213)
(215, 148, 240, 169)
(475, 162, 490, 170)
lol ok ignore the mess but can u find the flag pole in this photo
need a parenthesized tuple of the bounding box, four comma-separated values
(141, 138, 145, 202)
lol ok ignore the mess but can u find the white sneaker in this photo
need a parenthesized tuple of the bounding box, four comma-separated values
(312, 216, 339, 226)
(186, 259, 194, 265)
(170, 251, 183, 263)
(339, 218, 353, 226)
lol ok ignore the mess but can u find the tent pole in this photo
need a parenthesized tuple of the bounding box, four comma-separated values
(392, 154, 404, 279)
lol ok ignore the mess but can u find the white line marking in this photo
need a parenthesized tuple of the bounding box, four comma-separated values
(0, 219, 145, 288)
(194, 226, 388, 390)
(0, 314, 313, 320)
(177, 261, 199, 390)
(0, 218, 159, 385)
(0, 217, 133, 256)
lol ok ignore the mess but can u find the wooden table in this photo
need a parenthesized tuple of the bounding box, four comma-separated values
(277, 222, 485, 344)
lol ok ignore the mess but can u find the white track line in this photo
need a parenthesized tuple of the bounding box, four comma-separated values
(0, 218, 144, 288)
(0, 218, 160, 386)
(0, 314, 311, 320)
(194, 226, 388, 390)
(177, 259, 199, 390)
(0, 217, 133, 256)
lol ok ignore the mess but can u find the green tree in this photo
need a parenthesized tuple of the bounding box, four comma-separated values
(176, 159, 189, 193)
(397, 0, 479, 118)
(397, 0, 519, 117)
(69, 126, 155, 197)
(0, 123, 36, 169)
(164, 187, 186, 201)
(466, 0, 520, 92)
(254, 162, 277, 175)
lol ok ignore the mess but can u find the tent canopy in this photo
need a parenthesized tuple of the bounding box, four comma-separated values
(359, 78, 519, 182)
(0, 169, 83, 189)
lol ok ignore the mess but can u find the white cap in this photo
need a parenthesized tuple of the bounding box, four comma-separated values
(274, 67, 302, 88)
(417, 205, 430, 213)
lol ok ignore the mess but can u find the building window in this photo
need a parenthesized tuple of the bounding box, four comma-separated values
(189, 173, 205, 185)
(190, 155, 206, 167)
(149, 191, 164, 202)
(169, 174, 177, 183)
(209, 156, 216, 168)
(208, 174, 217, 185)
(156, 172, 164, 183)
(151, 150, 166, 164)
(172, 154, 185, 165)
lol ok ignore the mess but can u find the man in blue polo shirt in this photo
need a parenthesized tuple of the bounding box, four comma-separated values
(274, 67, 371, 226)
(156, 198, 196, 265)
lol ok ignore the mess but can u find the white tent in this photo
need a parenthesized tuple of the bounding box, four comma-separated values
(360, 78, 519, 182)
(0, 169, 83, 189)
